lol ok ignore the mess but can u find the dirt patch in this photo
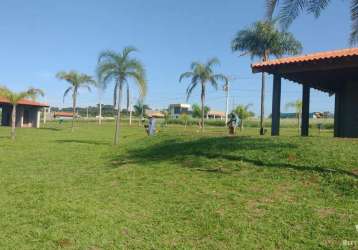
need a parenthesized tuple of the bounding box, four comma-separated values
(351, 168, 358, 176)
(316, 207, 337, 219)
(57, 239, 72, 248)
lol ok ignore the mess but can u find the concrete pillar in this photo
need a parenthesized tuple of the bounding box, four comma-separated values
(334, 92, 341, 137)
(271, 74, 281, 136)
(301, 85, 310, 136)
(43, 107, 47, 124)
(36, 111, 41, 128)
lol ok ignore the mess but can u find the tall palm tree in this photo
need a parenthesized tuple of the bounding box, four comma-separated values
(180, 58, 228, 132)
(0, 86, 44, 140)
(266, 0, 358, 44)
(56, 71, 95, 132)
(97, 47, 147, 145)
(231, 20, 302, 135)
(286, 99, 303, 133)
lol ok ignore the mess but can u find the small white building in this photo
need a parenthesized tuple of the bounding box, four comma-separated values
(168, 104, 191, 119)
(0, 97, 48, 128)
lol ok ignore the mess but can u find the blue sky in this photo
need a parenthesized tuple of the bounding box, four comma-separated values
(0, 0, 351, 115)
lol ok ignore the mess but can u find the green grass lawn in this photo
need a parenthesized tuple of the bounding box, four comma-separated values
(0, 121, 357, 249)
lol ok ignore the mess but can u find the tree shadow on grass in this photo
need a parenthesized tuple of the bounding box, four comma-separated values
(55, 139, 110, 146)
(40, 127, 62, 131)
(109, 136, 357, 179)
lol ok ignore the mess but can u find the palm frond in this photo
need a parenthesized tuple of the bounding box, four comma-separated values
(179, 72, 194, 82)
(63, 87, 73, 103)
(122, 46, 138, 60)
(206, 58, 220, 68)
(126, 71, 147, 97)
(186, 81, 198, 101)
(266, 0, 280, 19)
(350, 0, 358, 45)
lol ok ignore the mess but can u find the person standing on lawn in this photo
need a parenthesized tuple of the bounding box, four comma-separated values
(146, 116, 156, 136)
(227, 112, 239, 135)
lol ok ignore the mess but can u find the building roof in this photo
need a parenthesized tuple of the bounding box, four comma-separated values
(54, 112, 74, 117)
(208, 111, 225, 117)
(252, 48, 358, 71)
(251, 48, 358, 93)
(0, 96, 49, 107)
(145, 110, 165, 118)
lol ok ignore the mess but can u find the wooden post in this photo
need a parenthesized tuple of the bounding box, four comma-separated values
(301, 85, 310, 136)
(271, 74, 281, 136)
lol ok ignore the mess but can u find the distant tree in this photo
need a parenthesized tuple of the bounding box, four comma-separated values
(133, 99, 149, 125)
(266, 0, 358, 44)
(56, 71, 95, 132)
(0, 86, 44, 140)
(163, 110, 170, 127)
(231, 20, 302, 135)
(192, 104, 210, 118)
(233, 104, 254, 131)
(180, 113, 191, 129)
(286, 99, 303, 132)
(179, 58, 227, 132)
(97, 47, 147, 145)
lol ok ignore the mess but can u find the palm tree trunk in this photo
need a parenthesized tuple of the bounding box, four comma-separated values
(240, 119, 244, 131)
(11, 104, 16, 140)
(114, 82, 123, 145)
(260, 72, 265, 135)
(201, 83, 205, 132)
(72, 92, 77, 132)
(99, 102, 102, 125)
(127, 86, 132, 126)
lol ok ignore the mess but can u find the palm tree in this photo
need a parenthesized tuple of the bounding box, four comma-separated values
(97, 47, 147, 145)
(266, 0, 358, 44)
(233, 104, 254, 131)
(180, 58, 227, 131)
(0, 86, 44, 140)
(56, 71, 95, 132)
(133, 99, 149, 125)
(231, 20, 302, 135)
(286, 99, 303, 132)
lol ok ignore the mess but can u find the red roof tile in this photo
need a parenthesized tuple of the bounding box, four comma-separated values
(0, 96, 48, 107)
(54, 112, 73, 117)
(252, 48, 358, 70)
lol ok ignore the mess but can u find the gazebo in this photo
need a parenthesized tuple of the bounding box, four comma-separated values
(0, 97, 48, 128)
(252, 48, 358, 138)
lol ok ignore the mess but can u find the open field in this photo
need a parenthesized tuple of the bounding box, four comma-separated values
(0, 121, 357, 249)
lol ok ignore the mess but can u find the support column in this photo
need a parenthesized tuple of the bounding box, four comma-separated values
(36, 111, 41, 128)
(334, 92, 341, 137)
(271, 74, 281, 136)
(43, 107, 47, 124)
(301, 85, 310, 136)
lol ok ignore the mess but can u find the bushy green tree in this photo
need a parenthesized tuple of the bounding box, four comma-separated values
(192, 104, 210, 118)
(233, 104, 254, 130)
(180, 113, 191, 129)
